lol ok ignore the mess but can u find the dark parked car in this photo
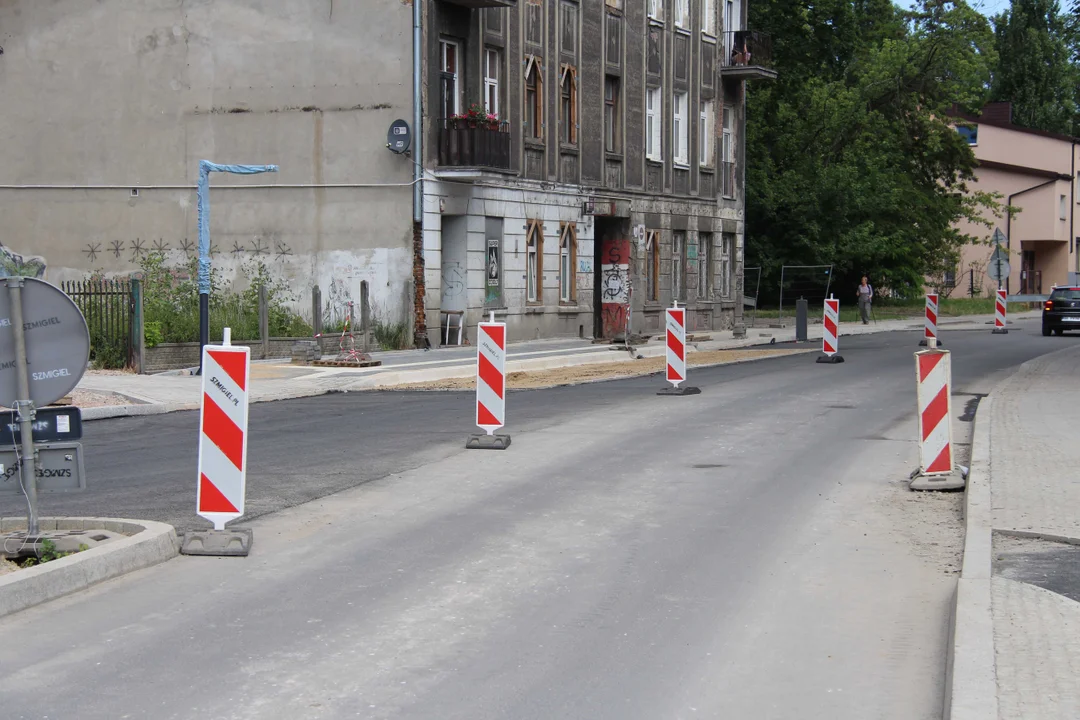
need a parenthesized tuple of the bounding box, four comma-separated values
(1042, 286, 1080, 335)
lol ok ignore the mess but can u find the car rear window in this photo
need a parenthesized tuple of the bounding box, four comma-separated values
(1050, 288, 1080, 300)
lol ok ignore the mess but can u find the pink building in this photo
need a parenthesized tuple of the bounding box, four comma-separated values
(951, 102, 1079, 298)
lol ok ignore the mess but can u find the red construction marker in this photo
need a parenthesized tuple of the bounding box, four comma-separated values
(196, 341, 250, 530)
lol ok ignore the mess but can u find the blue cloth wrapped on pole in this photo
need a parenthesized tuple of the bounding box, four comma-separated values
(197, 160, 279, 294)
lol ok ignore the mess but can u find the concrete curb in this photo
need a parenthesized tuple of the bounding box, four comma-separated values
(945, 395, 998, 720)
(0, 517, 179, 618)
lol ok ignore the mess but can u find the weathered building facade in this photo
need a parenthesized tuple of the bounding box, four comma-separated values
(422, 0, 772, 345)
(0, 0, 418, 328)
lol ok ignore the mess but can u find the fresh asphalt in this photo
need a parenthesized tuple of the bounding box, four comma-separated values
(0, 318, 1069, 719)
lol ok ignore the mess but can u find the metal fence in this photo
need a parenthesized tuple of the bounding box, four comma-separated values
(61, 279, 135, 369)
(779, 264, 834, 324)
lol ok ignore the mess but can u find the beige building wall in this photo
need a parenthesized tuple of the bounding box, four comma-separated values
(0, 0, 416, 325)
(952, 120, 1078, 297)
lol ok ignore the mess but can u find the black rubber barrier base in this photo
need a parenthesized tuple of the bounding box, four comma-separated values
(657, 386, 702, 396)
(816, 355, 845, 364)
(992, 328, 1009, 334)
(466, 434, 512, 450)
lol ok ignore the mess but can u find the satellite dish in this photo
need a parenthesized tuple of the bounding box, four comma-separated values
(387, 119, 411, 154)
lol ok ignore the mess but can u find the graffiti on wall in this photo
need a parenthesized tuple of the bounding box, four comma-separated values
(0, 244, 47, 278)
(600, 236, 631, 338)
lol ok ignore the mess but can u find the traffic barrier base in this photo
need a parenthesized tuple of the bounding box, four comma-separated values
(180, 527, 253, 557)
(657, 386, 702, 396)
(465, 434, 511, 450)
(816, 354, 845, 364)
(991, 327, 1009, 335)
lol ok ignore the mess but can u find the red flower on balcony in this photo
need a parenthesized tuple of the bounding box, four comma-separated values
(451, 103, 501, 130)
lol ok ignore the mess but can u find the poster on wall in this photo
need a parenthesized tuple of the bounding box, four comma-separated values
(486, 237, 501, 305)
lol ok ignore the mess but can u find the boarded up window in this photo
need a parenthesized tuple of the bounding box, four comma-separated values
(674, 33, 688, 81)
(606, 13, 621, 68)
(485, 7, 503, 35)
(561, 1, 578, 56)
(526, 0, 543, 48)
(701, 41, 715, 88)
(647, 27, 662, 76)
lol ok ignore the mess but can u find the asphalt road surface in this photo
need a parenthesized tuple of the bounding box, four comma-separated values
(0, 319, 1065, 719)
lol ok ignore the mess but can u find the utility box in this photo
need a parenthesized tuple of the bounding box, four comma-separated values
(0, 442, 86, 493)
(795, 298, 809, 342)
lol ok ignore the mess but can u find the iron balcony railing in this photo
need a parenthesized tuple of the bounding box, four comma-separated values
(721, 30, 773, 72)
(437, 119, 512, 170)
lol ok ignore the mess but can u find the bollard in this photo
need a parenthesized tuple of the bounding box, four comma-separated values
(992, 289, 1008, 334)
(919, 292, 941, 347)
(795, 298, 808, 342)
(910, 347, 964, 490)
(816, 295, 844, 364)
(658, 301, 701, 396)
(466, 311, 510, 450)
(311, 285, 323, 338)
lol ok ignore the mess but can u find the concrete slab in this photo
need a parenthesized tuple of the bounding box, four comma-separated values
(179, 528, 253, 557)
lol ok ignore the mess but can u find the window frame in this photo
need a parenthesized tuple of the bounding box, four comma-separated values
(673, 92, 689, 166)
(702, 0, 716, 35)
(484, 48, 501, 118)
(605, 75, 621, 154)
(697, 233, 712, 299)
(647, 0, 663, 22)
(674, 0, 690, 29)
(560, 64, 578, 146)
(721, 104, 734, 198)
(646, 87, 662, 161)
(699, 100, 714, 167)
(526, 219, 544, 304)
(647, 230, 661, 302)
(524, 56, 544, 141)
(559, 222, 577, 303)
(720, 232, 734, 298)
(439, 39, 461, 118)
(673, 230, 686, 301)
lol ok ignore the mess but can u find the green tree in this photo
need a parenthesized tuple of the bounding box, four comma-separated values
(746, 0, 1002, 298)
(992, 0, 1076, 135)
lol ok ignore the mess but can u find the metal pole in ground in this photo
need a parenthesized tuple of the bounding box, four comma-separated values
(6, 277, 39, 535)
(258, 284, 269, 359)
(795, 297, 808, 342)
(360, 281, 371, 354)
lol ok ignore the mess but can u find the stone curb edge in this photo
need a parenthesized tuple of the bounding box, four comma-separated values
(0, 517, 179, 619)
(944, 395, 998, 719)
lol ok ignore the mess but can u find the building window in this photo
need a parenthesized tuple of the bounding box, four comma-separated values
(559, 222, 577, 302)
(561, 1, 578, 55)
(720, 232, 734, 297)
(698, 233, 712, 298)
(560, 65, 578, 145)
(699, 100, 714, 167)
(647, 230, 661, 301)
(675, 0, 689, 28)
(722, 104, 734, 197)
(606, 0, 624, 10)
(646, 87, 662, 161)
(673, 231, 686, 300)
(956, 125, 978, 145)
(674, 92, 689, 165)
(439, 40, 461, 118)
(527, 219, 543, 303)
(648, 0, 663, 22)
(943, 266, 957, 289)
(1062, 195, 1068, 220)
(485, 48, 501, 118)
(702, 0, 716, 35)
(605, 75, 621, 153)
(525, 56, 544, 140)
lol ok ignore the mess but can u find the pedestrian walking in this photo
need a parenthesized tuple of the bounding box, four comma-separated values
(856, 276, 874, 325)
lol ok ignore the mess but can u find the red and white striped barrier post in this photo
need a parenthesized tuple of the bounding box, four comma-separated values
(467, 312, 511, 450)
(919, 293, 941, 347)
(992, 289, 1008, 334)
(911, 347, 964, 489)
(658, 301, 701, 396)
(184, 328, 255, 555)
(816, 295, 844, 364)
